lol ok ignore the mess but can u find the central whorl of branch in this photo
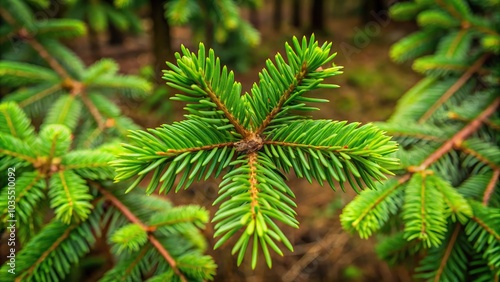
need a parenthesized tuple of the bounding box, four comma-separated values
(234, 134, 263, 153)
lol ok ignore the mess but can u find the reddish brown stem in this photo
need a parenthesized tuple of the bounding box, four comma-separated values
(80, 93, 105, 130)
(205, 84, 250, 137)
(157, 142, 235, 156)
(434, 224, 461, 282)
(0, 9, 71, 79)
(404, 98, 499, 186)
(94, 184, 187, 282)
(418, 54, 489, 124)
(417, 98, 500, 171)
(16, 225, 75, 282)
(483, 169, 499, 206)
(28, 36, 72, 80)
(256, 63, 308, 135)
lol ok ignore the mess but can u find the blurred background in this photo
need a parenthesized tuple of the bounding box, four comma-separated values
(1, 0, 424, 281)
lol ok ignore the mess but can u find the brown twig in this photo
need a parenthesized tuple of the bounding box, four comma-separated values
(483, 169, 499, 206)
(0, 8, 72, 80)
(418, 54, 489, 124)
(256, 62, 308, 135)
(248, 152, 259, 217)
(80, 93, 105, 130)
(204, 84, 250, 137)
(157, 142, 235, 156)
(16, 225, 75, 282)
(94, 184, 187, 282)
(27, 35, 72, 80)
(456, 142, 500, 171)
(434, 224, 461, 282)
(413, 97, 500, 172)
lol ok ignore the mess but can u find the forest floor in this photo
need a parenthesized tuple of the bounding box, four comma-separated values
(72, 5, 421, 282)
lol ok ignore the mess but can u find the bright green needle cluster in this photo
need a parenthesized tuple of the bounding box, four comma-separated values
(112, 35, 399, 269)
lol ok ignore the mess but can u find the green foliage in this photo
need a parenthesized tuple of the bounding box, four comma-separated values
(0, 1, 216, 281)
(0, 206, 103, 282)
(0, 0, 151, 148)
(165, 0, 260, 46)
(101, 189, 217, 281)
(112, 35, 399, 268)
(0, 102, 114, 225)
(342, 0, 500, 280)
(165, 0, 261, 71)
(64, 0, 143, 34)
(0, 104, 216, 281)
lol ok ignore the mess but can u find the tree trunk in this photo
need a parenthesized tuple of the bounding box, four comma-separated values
(107, 23, 125, 46)
(87, 27, 101, 61)
(205, 19, 214, 49)
(273, 0, 282, 31)
(291, 0, 301, 28)
(362, 0, 386, 23)
(310, 0, 325, 32)
(105, 0, 125, 46)
(150, 0, 173, 83)
(250, 6, 259, 29)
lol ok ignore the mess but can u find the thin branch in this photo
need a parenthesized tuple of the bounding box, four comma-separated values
(283, 229, 347, 282)
(156, 142, 235, 156)
(16, 225, 76, 282)
(350, 175, 410, 229)
(420, 173, 428, 235)
(255, 62, 308, 134)
(19, 84, 62, 108)
(413, 97, 500, 172)
(0, 9, 72, 80)
(27, 35, 72, 80)
(471, 215, 500, 241)
(204, 83, 250, 137)
(418, 54, 489, 123)
(94, 183, 187, 282)
(264, 140, 343, 151)
(434, 223, 461, 282)
(80, 93, 105, 130)
(483, 169, 499, 206)
(0, 149, 37, 164)
(456, 143, 500, 171)
(248, 152, 259, 217)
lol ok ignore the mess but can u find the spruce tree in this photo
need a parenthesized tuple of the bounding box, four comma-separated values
(341, 1, 500, 281)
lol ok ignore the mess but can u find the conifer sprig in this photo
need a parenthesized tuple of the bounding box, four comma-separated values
(112, 35, 399, 268)
(0, 0, 151, 148)
(0, 102, 115, 226)
(342, 1, 500, 280)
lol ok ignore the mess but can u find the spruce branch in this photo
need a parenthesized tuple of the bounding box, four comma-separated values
(435, 0, 499, 36)
(16, 224, 75, 282)
(433, 223, 462, 281)
(411, 97, 499, 172)
(17, 83, 61, 108)
(255, 62, 308, 134)
(80, 92, 106, 130)
(343, 1, 500, 279)
(483, 169, 500, 206)
(113, 35, 398, 268)
(93, 183, 188, 282)
(418, 54, 489, 123)
(1, 2, 151, 146)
